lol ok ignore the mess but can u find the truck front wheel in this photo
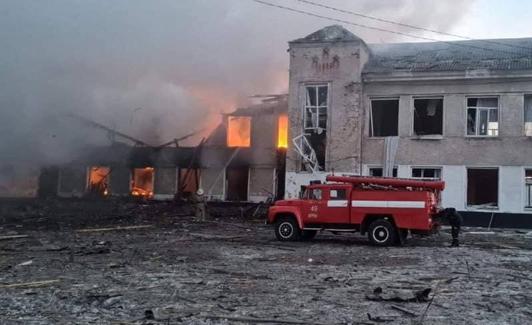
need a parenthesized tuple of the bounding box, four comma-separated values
(368, 219, 397, 246)
(274, 217, 301, 241)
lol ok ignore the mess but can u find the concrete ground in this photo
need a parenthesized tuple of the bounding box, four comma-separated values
(1, 199, 532, 324)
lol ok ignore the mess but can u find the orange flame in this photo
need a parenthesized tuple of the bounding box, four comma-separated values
(227, 116, 251, 147)
(277, 114, 288, 148)
(131, 167, 154, 198)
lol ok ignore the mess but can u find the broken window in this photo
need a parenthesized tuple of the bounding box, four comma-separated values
(298, 85, 328, 171)
(413, 98, 443, 135)
(369, 167, 397, 177)
(525, 95, 532, 136)
(304, 85, 328, 131)
(370, 99, 399, 137)
(467, 97, 498, 136)
(411, 167, 441, 180)
(277, 114, 288, 148)
(525, 170, 532, 208)
(87, 166, 110, 196)
(467, 168, 498, 208)
(227, 116, 251, 147)
(131, 167, 154, 198)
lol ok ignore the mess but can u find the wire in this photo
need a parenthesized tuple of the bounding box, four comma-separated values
(294, 0, 532, 53)
(252, 0, 530, 57)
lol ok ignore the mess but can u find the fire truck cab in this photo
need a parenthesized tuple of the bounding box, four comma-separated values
(267, 175, 445, 246)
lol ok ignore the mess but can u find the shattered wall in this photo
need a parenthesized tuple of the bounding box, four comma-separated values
(285, 35, 369, 197)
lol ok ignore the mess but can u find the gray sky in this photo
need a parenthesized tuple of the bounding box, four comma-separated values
(1, 0, 528, 172)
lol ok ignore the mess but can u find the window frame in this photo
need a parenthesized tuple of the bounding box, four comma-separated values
(465, 96, 499, 137)
(525, 168, 532, 210)
(411, 167, 442, 180)
(369, 97, 400, 137)
(367, 166, 398, 178)
(465, 167, 499, 210)
(524, 95, 532, 137)
(412, 96, 444, 137)
(303, 84, 329, 132)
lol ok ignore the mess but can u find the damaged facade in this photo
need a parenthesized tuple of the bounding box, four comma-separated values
(286, 25, 532, 226)
(39, 96, 288, 202)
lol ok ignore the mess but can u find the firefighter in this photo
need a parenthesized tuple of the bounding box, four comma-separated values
(436, 207, 463, 247)
(191, 188, 207, 222)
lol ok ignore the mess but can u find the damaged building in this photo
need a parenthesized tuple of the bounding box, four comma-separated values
(286, 25, 532, 227)
(39, 95, 288, 202)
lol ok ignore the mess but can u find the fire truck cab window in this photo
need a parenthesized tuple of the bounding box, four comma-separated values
(330, 189, 347, 200)
(310, 188, 322, 200)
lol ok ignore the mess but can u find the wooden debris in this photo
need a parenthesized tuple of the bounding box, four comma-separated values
(390, 305, 418, 317)
(0, 235, 29, 241)
(76, 225, 153, 233)
(0, 279, 60, 288)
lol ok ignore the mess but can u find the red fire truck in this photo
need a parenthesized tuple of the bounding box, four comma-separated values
(267, 175, 445, 246)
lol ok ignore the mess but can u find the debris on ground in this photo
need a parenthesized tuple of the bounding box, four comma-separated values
(1, 198, 532, 324)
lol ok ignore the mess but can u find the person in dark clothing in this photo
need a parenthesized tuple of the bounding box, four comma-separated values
(436, 207, 463, 247)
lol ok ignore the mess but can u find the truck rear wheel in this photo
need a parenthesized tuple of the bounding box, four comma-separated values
(274, 217, 301, 241)
(368, 219, 397, 246)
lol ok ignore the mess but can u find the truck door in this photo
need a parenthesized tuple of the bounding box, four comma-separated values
(320, 187, 350, 224)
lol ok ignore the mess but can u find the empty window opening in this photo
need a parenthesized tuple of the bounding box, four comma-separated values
(370, 99, 399, 137)
(277, 114, 289, 148)
(225, 167, 249, 201)
(467, 97, 498, 136)
(132, 167, 154, 198)
(414, 98, 443, 135)
(467, 168, 498, 208)
(525, 95, 532, 136)
(525, 170, 532, 209)
(87, 166, 110, 196)
(179, 168, 199, 195)
(369, 167, 397, 177)
(412, 167, 442, 180)
(227, 116, 251, 147)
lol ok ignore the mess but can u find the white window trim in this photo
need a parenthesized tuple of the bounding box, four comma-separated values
(465, 96, 499, 138)
(367, 165, 398, 177)
(524, 167, 532, 211)
(411, 96, 445, 137)
(465, 167, 499, 211)
(411, 166, 442, 180)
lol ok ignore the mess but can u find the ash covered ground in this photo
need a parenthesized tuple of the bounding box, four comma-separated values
(1, 199, 532, 325)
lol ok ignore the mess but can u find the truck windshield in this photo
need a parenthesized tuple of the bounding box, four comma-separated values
(309, 188, 322, 200)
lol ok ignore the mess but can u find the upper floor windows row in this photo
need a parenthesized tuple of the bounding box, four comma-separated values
(368, 96, 532, 138)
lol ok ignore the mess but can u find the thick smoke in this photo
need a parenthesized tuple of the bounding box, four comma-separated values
(0, 0, 474, 194)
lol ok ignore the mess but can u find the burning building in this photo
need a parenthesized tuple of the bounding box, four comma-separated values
(37, 95, 287, 202)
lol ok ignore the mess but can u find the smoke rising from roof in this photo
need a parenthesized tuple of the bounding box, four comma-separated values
(0, 0, 474, 186)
